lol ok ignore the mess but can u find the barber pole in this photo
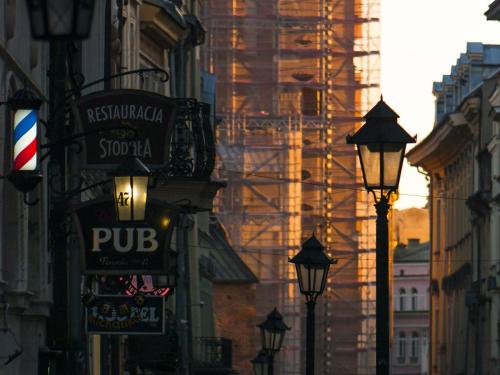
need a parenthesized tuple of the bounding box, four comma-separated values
(13, 108, 38, 171)
(5, 88, 43, 194)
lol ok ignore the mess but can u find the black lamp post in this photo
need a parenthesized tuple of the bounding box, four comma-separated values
(251, 350, 270, 375)
(23, 3, 96, 374)
(289, 235, 335, 375)
(346, 96, 415, 375)
(257, 308, 290, 375)
(25, 0, 96, 40)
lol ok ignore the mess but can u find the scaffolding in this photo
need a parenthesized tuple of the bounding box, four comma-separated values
(202, 1, 380, 374)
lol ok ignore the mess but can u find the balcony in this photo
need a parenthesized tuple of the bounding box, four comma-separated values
(193, 337, 236, 374)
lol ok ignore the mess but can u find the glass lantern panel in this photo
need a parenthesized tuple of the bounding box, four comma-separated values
(47, 0, 75, 36)
(131, 176, 148, 220)
(298, 264, 310, 293)
(382, 143, 405, 189)
(27, 0, 46, 36)
(75, 0, 95, 37)
(359, 144, 381, 188)
(313, 266, 326, 293)
(253, 360, 268, 375)
(114, 176, 132, 221)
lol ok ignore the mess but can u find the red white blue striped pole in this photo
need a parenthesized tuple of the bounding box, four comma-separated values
(6, 88, 43, 194)
(13, 108, 38, 171)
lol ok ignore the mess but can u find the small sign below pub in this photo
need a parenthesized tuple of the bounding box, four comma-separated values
(85, 295, 165, 335)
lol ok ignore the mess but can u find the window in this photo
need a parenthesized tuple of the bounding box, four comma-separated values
(397, 332, 406, 363)
(399, 288, 406, 311)
(410, 332, 419, 362)
(411, 288, 418, 311)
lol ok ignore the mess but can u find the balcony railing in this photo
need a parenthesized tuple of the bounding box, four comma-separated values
(193, 337, 233, 371)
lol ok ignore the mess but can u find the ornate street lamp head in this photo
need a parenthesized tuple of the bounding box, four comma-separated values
(289, 234, 335, 302)
(257, 308, 290, 354)
(346, 96, 416, 198)
(25, 0, 96, 40)
(111, 156, 151, 221)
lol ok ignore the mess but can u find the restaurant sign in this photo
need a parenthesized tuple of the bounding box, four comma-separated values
(74, 89, 177, 169)
(85, 295, 165, 335)
(73, 199, 178, 275)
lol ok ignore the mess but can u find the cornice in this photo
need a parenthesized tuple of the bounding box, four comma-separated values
(406, 112, 472, 172)
(141, 1, 188, 48)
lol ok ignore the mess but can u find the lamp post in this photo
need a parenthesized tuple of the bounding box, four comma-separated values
(24, 3, 96, 374)
(289, 235, 335, 375)
(346, 96, 416, 375)
(257, 308, 290, 375)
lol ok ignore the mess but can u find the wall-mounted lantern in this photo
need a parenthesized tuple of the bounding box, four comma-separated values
(111, 156, 151, 221)
(25, 0, 96, 40)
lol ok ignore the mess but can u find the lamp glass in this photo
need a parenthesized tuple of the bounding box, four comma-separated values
(47, 0, 76, 36)
(252, 356, 269, 375)
(383, 143, 405, 188)
(262, 328, 284, 352)
(359, 143, 405, 190)
(26, 0, 95, 39)
(297, 264, 329, 295)
(113, 176, 148, 221)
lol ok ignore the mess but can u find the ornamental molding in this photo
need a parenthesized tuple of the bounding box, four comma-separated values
(406, 112, 471, 172)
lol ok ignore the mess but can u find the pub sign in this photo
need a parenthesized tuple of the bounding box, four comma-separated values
(73, 199, 178, 274)
(74, 89, 177, 168)
(85, 295, 165, 335)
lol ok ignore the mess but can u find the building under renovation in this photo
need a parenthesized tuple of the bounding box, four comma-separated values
(202, 1, 380, 374)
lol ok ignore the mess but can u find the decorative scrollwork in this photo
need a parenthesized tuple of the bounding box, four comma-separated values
(165, 99, 215, 178)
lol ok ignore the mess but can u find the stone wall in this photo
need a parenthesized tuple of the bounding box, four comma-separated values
(213, 284, 257, 375)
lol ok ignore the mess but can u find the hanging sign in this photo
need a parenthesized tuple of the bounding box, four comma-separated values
(74, 89, 177, 169)
(73, 199, 178, 275)
(85, 295, 165, 335)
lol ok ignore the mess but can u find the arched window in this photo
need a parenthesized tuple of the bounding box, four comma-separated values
(411, 288, 418, 311)
(411, 332, 419, 362)
(397, 332, 406, 362)
(399, 288, 406, 311)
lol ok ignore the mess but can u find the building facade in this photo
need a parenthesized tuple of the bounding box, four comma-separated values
(392, 239, 430, 375)
(201, 1, 381, 374)
(1, 1, 248, 374)
(407, 42, 500, 375)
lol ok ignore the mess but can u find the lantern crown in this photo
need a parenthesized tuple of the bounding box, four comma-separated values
(9, 88, 43, 111)
(289, 234, 332, 267)
(346, 97, 416, 145)
(257, 308, 290, 333)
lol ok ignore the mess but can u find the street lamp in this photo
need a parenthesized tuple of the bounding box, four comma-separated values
(257, 308, 290, 375)
(25, 0, 96, 40)
(111, 156, 151, 221)
(289, 234, 335, 375)
(251, 350, 270, 375)
(346, 96, 415, 375)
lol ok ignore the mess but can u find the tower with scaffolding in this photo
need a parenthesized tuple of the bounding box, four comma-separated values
(202, 1, 380, 374)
